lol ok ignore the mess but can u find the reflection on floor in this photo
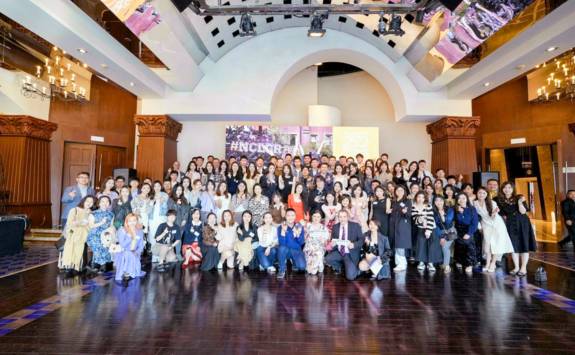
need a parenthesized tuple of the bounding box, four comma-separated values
(0, 260, 575, 353)
(0, 245, 59, 278)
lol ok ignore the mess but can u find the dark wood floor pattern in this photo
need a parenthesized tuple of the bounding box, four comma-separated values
(0, 260, 574, 354)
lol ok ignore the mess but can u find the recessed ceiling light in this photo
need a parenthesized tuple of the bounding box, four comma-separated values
(77, 48, 87, 54)
(82, 63, 88, 68)
(483, 82, 490, 87)
(129, 82, 134, 87)
(314, 62, 323, 66)
(547, 46, 558, 52)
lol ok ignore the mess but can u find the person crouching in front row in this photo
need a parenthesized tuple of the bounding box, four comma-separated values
(113, 213, 146, 282)
(276, 209, 306, 279)
(325, 209, 364, 281)
(154, 209, 181, 272)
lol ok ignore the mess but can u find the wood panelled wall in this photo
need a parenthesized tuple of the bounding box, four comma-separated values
(0, 116, 57, 227)
(49, 76, 137, 225)
(472, 76, 575, 196)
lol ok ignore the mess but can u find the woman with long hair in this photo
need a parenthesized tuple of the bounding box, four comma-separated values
(181, 208, 204, 268)
(216, 210, 237, 269)
(214, 181, 232, 222)
(496, 182, 537, 277)
(474, 186, 514, 273)
(390, 185, 412, 272)
(358, 219, 392, 280)
(200, 212, 220, 271)
(200, 179, 216, 221)
(303, 210, 330, 275)
(113, 213, 146, 281)
(86, 195, 115, 273)
(248, 183, 270, 227)
(149, 181, 169, 262)
(270, 192, 286, 225)
(433, 195, 455, 273)
(322, 192, 341, 233)
(226, 161, 243, 195)
(243, 162, 259, 195)
(112, 186, 132, 230)
(256, 212, 278, 273)
(131, 183, 152, 235)
(370, 186, 391, 237)
(234, 210, 257, 270)
(97, 176, 119, 201)
(333, 164, 348, 191)
(454, 193, 479, 273)
(278, 164, 295, 203)
(288, 183, 308, 224)
(260, 164, 278, 201)
(231, 180, 250, 224)
(60, 195, 95, 276)
(411, 191, 440, 271)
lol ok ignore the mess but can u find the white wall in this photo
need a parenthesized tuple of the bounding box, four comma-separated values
(0, 68, 51, 120)
(177, 68, 431, 164)
(318, 71, 431, 163)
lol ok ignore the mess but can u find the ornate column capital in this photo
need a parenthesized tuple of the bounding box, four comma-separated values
(134, 115, 182, 140)
(0, 115, 57, 141)
(426, 116, 480, 143)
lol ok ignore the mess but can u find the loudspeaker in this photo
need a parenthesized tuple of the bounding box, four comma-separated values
(0, 215, 28, 256)
(439, 0, 464, 11)
(171, 0, 194, 12)
(472, 171, 500, 188)
(113, 168, 138, 181)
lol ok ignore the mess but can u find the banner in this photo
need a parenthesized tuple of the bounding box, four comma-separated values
(225, 125, 332, 160)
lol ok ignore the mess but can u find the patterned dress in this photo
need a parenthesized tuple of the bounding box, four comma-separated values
(303, 223, 330, 275)
(87, 209, 114, 265)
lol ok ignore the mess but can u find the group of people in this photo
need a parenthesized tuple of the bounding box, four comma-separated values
(58, 152, 554, 282)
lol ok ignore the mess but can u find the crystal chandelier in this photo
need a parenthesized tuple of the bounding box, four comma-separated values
(21, 47, 88, 103)
(534, 49, 575, 103)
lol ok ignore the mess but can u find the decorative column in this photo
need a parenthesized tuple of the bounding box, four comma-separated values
(426, 116, 480, 181)
(134, 115, 182, 181)
(0, 115, 57, 227)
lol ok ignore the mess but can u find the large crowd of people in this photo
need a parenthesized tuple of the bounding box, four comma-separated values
(58, 152, 562, 283)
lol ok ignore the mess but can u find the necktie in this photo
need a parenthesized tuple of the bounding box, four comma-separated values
(339, 225, 347, 256)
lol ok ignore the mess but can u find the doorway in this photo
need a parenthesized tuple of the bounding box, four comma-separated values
(61, 142, 127, 214)
(486, 143, 558, 222)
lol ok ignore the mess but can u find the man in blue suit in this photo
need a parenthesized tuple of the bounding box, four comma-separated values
(60, 171, 95, 227)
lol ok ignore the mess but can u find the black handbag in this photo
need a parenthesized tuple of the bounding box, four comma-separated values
(55, 235, 66, 252)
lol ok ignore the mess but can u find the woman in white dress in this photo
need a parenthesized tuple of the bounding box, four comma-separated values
(216, 210, 237, 269)
(474, 187, 514, 272)
(214, 181, 232, 223)
(131, 183, 152, 235)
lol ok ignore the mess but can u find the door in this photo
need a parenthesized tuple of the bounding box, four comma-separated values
(62, 143, 96, 189)
(94, 145, 127, 189)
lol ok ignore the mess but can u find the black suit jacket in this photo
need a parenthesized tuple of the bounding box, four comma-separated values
(562, 198, 575, 222)
(331, 221, 364, 264)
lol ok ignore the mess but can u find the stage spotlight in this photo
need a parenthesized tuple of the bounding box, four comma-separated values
(239, 13, 256, 37)
(381, 14, 405, 37)
(308, 13, 326, 38)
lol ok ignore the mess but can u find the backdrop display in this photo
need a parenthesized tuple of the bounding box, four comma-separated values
(225, 125, 332, 160)
(333, 126, 379, 159)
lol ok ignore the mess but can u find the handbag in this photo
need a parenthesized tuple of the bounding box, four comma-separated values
(438, 214, 458, 241)
(535, 266, 547, 283)
(55, 236, 66, 252)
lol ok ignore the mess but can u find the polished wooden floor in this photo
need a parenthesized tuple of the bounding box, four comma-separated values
(1, 254, 575, 354)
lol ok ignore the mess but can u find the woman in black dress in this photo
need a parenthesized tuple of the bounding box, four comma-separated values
(496, 182, 537, 277)
(370, 186, 391, 237)
(392, 163, 407, 188)
(389, 185, 412, 272)
(454, 193, 479, 274)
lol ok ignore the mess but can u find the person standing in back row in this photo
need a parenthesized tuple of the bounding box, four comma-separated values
(61, 172, 95, 227)
(559, 190, 575, 248)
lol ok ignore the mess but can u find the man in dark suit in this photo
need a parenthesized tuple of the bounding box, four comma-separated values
(559, 190, 575, 248)
(60, 171, 95, 227)
(325, 209, 364, 280)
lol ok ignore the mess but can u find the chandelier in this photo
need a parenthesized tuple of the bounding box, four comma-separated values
(534, 49, 575, 103)
(20, 47, 88, 103)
